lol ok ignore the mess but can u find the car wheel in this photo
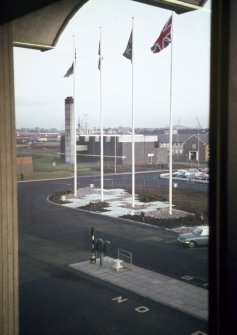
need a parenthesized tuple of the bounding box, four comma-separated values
(188, 241, 197, 248)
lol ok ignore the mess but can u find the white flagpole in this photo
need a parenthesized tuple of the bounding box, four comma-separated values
(169, 12, 174, 215)
(131, 17, 135, 210)
(99, 27, 104, 202)
(73, 35, 77, 197)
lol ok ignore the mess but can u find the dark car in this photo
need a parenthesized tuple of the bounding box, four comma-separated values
(177, 226, 209, 248)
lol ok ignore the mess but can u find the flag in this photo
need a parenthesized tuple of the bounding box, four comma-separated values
(74, 49, 77, 66)
(123, 30, 133, 61)
(64, 63, 74, 77)
(151, 16, 172, 53)
(98, 41, 101, 70)
(64, 49, 76, 77)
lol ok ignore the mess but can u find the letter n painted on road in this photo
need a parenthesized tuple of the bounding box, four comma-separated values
(112, 296, 128, 303)
(135, 306, 150, 313)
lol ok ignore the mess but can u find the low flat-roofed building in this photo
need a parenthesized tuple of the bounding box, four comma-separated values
(74, 134, 168, 167)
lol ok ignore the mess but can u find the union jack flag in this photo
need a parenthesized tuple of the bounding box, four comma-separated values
(151, 16, 172, 53)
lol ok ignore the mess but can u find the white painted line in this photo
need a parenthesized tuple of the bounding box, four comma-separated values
(135, 306, 150, 313)
(182, 275, 194, 281)
(112, 296, 128, 303)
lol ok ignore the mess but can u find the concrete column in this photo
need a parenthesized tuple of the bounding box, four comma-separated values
(0, 23, 19, 335)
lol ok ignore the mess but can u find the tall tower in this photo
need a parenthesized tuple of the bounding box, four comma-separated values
(65, 96, 75, 164)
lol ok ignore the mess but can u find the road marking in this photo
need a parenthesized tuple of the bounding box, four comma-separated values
(112, 296, 128, 303)
(182, 276, 209, 288)
(182, 275, 194, 281)
(54, 182, 72, 185)
(135, 306, 150, 313)
(112, 297, 150, 313)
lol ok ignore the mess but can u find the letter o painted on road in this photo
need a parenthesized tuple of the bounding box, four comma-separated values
(135, 306, 150, 313)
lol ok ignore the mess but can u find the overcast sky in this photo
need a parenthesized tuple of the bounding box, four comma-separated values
(13, 0, 211, 130)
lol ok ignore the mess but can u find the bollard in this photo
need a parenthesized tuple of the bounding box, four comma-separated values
(90, 227, 96, 264)
(103, 240, 110, 255)
(95, 238, 103, 266)
(100, 251, 104, 266)
(101, 240, 110, 266)
(201, 212, 204, 225)
(94, 238, 110, 266)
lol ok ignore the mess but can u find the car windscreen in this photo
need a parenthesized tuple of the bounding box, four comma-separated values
(193, 228, 202, 235)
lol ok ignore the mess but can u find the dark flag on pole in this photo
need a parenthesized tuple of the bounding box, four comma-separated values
(123, 30, 133, 61)
(151, 16, 172, 53)
(64, 50, 76, 77)
(98, 41, 101, 70)
(64, 63, 74, 77)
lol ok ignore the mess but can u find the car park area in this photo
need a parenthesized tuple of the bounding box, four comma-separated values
(165, 168, 209, 181)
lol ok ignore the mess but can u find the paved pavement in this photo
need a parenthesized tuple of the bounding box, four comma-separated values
(69, 256, 208, 322)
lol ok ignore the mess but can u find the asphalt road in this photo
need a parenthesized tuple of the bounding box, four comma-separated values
(18, 174, 208, 335)
(74, 170, 208, 192)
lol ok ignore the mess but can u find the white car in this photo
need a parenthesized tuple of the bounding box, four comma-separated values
(172, 169, 188, 177)
(184, 169, 200, 178)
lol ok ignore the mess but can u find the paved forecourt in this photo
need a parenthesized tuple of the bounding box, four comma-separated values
(69, 256, 208, 322)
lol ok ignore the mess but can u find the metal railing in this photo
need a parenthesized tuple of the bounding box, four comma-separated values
(118, 249, 132, 270)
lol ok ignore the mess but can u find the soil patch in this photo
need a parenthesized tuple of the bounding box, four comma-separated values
(79, 201, 110, 212)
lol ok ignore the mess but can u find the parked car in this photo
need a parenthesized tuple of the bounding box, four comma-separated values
(198, 168, 209, 180)
(184, 168, 200, 178)
(193, 171, 205, 179)
(200, 167, 209, 173)
(177, 226, 209, 248)
(195, 172, 209, 180)
(172, 169, 188, 177)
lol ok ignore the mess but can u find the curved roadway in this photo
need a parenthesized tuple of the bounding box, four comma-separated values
(18, 173, 208, 283)
(18, 173, 208, 335)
